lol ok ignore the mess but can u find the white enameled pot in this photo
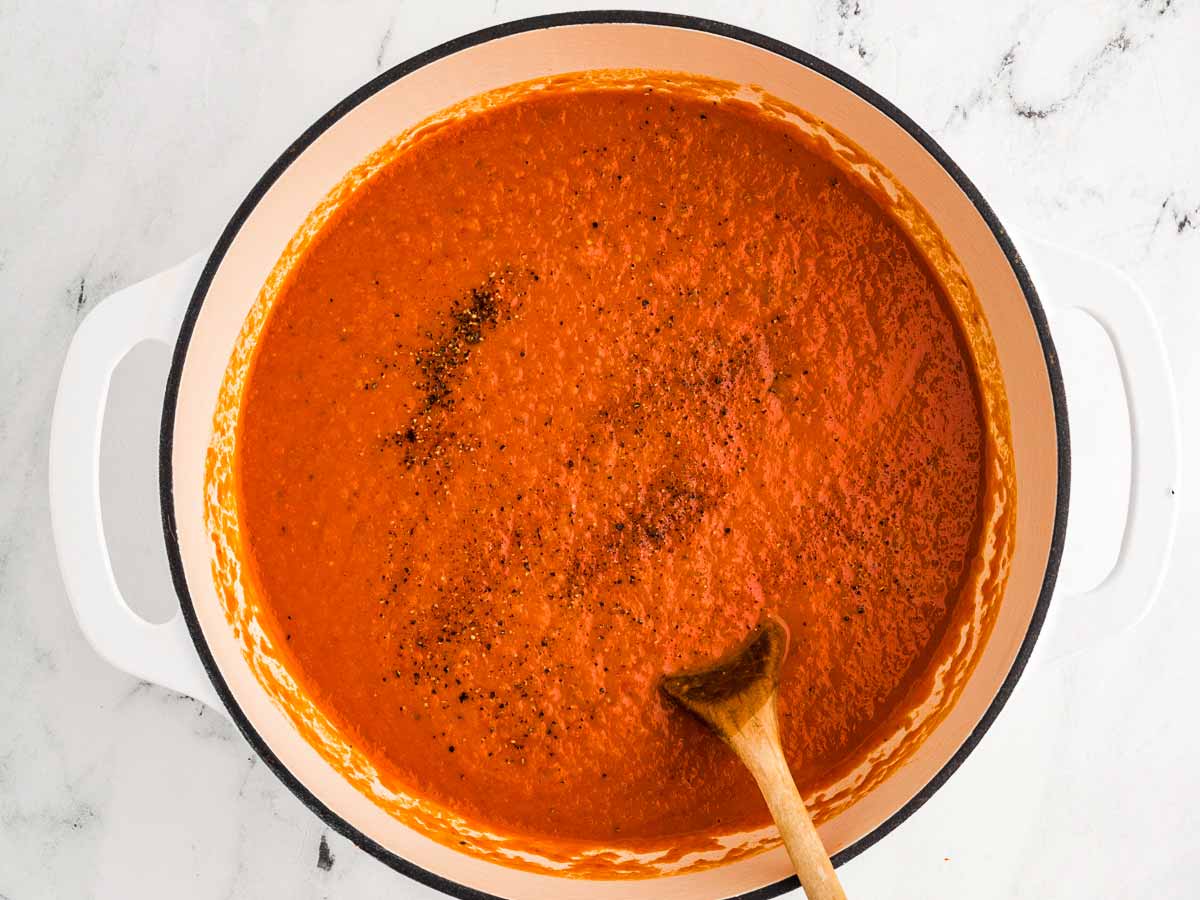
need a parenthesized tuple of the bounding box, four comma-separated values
(48, 13, 1180, 900)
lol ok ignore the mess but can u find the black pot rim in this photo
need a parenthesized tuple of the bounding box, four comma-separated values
(159, 11, 1070, 900)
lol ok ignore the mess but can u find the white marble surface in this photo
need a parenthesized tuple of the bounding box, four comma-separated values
(2, 1, 1199, 897)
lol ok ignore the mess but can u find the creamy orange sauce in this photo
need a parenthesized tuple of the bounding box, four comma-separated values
(220, 73, 1014, 874)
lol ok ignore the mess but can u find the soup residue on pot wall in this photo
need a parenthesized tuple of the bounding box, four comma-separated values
(204, 70, 1015, 878)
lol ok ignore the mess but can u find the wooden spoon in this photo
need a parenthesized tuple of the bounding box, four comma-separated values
(661, 618, 847, 900)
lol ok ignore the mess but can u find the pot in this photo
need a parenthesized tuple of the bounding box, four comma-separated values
(48, 12, 1180, 899)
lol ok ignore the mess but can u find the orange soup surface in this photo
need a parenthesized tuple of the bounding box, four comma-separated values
(237, 82, 992, 852)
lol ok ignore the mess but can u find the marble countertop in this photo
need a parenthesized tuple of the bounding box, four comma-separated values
(2, 1, 1198, 897)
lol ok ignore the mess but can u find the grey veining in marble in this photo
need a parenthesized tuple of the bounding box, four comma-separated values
(2, 1, 1198, 898)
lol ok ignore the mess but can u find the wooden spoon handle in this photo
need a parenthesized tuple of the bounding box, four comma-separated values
(727, 703, 847, 900)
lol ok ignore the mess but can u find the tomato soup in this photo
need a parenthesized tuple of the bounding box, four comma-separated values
(230, 74, 1010, 864)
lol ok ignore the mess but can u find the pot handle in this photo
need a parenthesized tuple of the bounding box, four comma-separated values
(49, 252, 226, 714)
(1014, 233, 1181, 665)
